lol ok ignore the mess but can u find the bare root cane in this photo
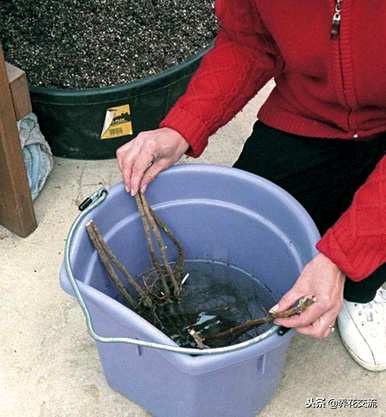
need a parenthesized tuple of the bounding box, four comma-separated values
(86, 192, 184, 308)
(134, 194, 171, 297)
(86, 221, 153, 308)
(86, 222, 136, 308)
(150, 206, 185, 282)
(85, 192, 314, 350)
(137, 193, 181, 298)
(202, 297, 315, 343)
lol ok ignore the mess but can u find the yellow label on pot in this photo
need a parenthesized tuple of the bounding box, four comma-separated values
(101, 104, 133, 140)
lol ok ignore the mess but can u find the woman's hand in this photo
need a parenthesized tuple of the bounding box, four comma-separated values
(271, 253, 345, 338)
(116, 127, 190, 195)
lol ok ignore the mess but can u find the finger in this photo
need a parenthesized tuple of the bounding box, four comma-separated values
(295, 311, 336, 338)
(318, 310, 337, 335)
(121, 146, 141, 193)
(130, 151, 156, 196)
(116, 141, 134, 172)
(322, 326, 335, 338)
(269, 288, 303, 314)
(274, 301, 327, 328)
(296, 325, 324, 338)
(140, 159, 169, 193)
(296, 323, 333, 338)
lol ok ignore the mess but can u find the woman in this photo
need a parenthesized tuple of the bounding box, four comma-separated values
(116, 0, 386, 371)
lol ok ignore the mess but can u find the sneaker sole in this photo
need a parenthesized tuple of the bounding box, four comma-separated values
(340, 334, 386, 372)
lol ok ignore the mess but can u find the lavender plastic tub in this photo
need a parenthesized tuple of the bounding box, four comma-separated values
(60, 164, 320, 417)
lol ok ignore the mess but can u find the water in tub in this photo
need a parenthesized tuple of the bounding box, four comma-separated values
(114, 259, 277, 349)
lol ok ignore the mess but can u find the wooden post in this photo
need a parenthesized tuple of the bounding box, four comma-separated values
(0, 45, 37, 237)
(6, 62, 33, 120)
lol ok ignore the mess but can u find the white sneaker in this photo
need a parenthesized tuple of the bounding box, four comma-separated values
(338, 288, 386, 371)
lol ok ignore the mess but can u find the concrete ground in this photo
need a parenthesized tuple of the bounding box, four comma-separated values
(1, 81, 385, 417)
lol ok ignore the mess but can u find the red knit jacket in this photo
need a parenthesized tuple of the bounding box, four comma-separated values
(160, 0, 386, 281)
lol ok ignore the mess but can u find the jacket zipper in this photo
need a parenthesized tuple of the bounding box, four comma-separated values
(330, 0, 359, 138)
(330, 0, 342, 38)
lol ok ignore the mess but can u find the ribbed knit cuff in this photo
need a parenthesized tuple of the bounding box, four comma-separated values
(160, 105, 211, 158)
(316, 227, 386, 282)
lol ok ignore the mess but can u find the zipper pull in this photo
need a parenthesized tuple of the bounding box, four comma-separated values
(331, 0, 342, 38)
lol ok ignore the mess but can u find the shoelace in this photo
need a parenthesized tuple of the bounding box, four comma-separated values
(375, 288, 386, 302)
(350, 289, 386, 337)
(363, 289, 386, 334)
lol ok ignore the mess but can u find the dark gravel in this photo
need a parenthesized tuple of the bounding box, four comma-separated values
(0, 0, 217, 89)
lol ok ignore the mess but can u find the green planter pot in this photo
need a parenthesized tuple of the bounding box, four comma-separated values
(30, 45, 212, 160)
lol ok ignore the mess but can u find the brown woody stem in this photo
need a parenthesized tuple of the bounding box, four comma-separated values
(135, 194, 170, 297)
(150, 206, 185, 282)
(90, 223, 153, 307)
(86, 221, 136, 308)
(140, 192, 181, 298)
(204, 297, 315, 343)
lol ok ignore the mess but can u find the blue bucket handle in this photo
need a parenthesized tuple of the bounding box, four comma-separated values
(64, 188, 281, 356)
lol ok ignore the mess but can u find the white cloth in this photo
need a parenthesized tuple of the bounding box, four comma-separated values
(17, 112, 53, 200)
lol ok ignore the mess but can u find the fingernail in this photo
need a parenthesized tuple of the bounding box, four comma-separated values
(141, 184, 147, 193)
(125, 186, 130, 193)
(131, 189, 135, 197)
(269, 304, 279, 313)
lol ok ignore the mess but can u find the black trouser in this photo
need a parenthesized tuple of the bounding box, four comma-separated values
(233, 121, 386, 303)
